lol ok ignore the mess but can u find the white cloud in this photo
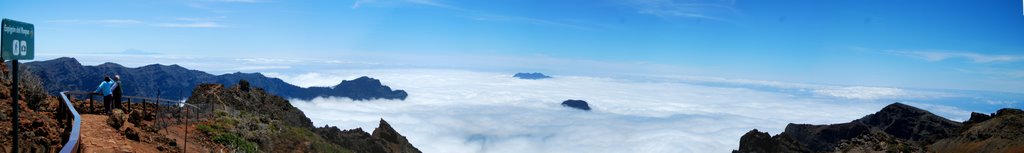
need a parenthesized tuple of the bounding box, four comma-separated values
(234, 58, 304, 64)
(467, 14, 597, 31)
(265, 72, 351, 87)
(1010, 70, 1024, 78)
(234, 65, 291, 71)
(351, 0, 377, 8)
(351, 0, 596, 30)
(658, 75, 955, 100)
(96, 19, 144, 24)
(49, 17, 228, 28)
(154, 21, 226, 28)
(208, 0, 261, 3)
(353, 0, 458, 9)
(984, 100, 1019, 108)
(47, 19, 145, 26)
(406, 0, 461, 10)
(155, 16, 229, 28)
(887, 50, 1024, 63)
(812, 86, 908, 100)
(284, 69, 967, 153)
(617, 0, 741, 22)
(903, 102, 972, 121)
(117, 49, 164, 55)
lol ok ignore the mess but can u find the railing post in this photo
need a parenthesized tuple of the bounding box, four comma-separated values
(184, 105, 188, 153)
(88, 94, 94, 114)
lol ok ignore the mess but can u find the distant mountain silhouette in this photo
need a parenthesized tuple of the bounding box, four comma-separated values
(22, 57, 407, 101)
(513, 72, 551, 80)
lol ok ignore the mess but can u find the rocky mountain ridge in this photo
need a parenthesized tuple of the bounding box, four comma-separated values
(734, 102, 1024, 153)
(23, 57, 407, 101)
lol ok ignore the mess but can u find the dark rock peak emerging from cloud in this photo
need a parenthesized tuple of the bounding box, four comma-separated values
(23, 57, 407, 101)
(312, 76, 409, 101)
(562, 99, 591, 111)
(513, 72, 551, 80)
(734, 102, 1024, 153)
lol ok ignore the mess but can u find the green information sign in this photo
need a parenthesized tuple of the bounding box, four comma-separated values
(2, 18, 34, 152)
(2, 19, 34, 60)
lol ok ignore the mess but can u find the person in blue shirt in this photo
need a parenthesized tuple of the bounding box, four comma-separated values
(95, 76, 114, 114)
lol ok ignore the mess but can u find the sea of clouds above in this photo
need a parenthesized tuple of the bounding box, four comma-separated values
(276, 69, 973, 153)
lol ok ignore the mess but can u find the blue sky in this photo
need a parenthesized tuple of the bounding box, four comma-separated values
(1, 0, 1023, 92)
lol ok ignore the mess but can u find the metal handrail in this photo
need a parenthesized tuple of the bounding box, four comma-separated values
(57, 91, 205, 153)
(58, 91, 82, 153)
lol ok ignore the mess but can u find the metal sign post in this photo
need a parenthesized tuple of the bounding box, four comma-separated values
(2, 18, 35, 152)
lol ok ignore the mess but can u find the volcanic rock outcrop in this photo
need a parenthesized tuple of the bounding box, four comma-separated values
(734, 102, 1024, 153)
(314, 119, 422, 153)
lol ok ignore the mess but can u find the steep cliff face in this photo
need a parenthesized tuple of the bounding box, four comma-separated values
(188, 80, 420, 153)
(734, 103, 1024, 153)
(25, 57, 407, 101)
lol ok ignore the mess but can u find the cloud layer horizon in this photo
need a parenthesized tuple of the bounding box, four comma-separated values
(283, 69, 987, 152)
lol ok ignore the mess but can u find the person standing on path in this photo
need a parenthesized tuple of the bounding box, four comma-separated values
(112, 75, 123, 110)
(94, 76, 114, 114)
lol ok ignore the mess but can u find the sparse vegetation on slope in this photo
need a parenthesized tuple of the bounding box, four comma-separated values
(188, 80, 418, 153)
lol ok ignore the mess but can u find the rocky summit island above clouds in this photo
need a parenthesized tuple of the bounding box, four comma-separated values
(513, 72, 552, 80)
(561, 99, 591, 111)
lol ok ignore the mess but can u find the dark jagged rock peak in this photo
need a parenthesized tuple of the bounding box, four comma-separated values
(314, 119, 422, 153)
(734, 129, 806, 153)
(23, 57, 407, 101)
(190, 81, 420, 152)
(562, 99, 591, 111)
(372, 119, 421, 153)
(734, 103, 1024, 153)
(513, 72, 552, 80)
